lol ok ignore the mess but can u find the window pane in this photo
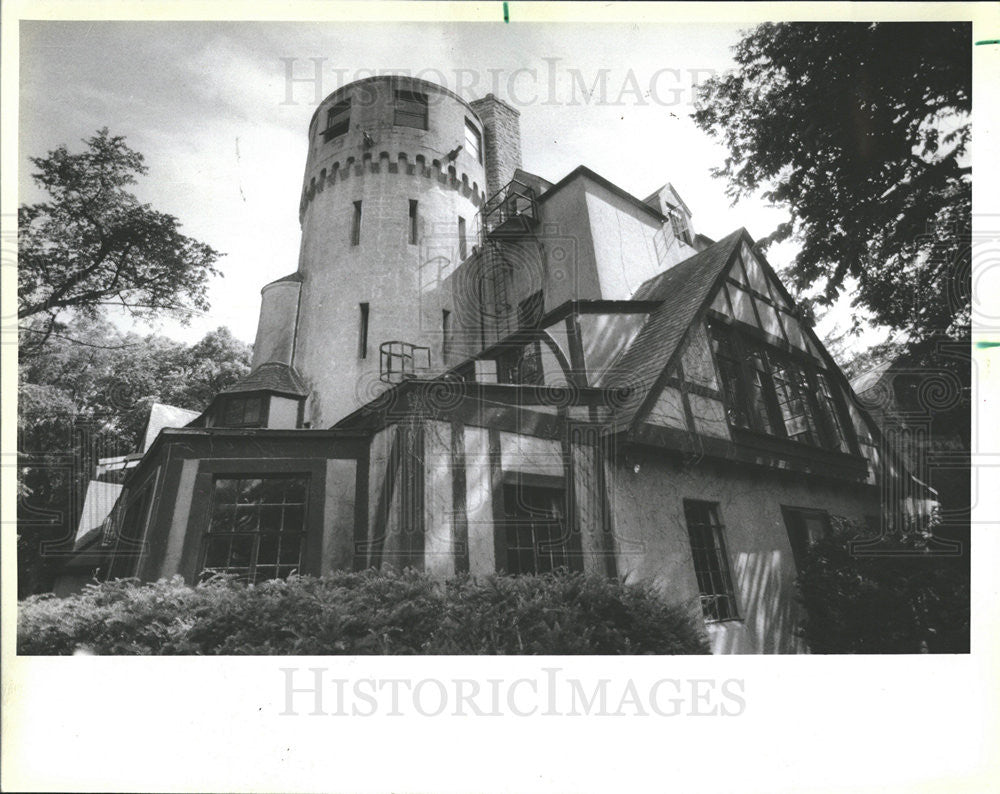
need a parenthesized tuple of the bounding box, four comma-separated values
(279, 536, 302, 566)
(214, 478, 238, 504)
(683, 500, 738, 621)
(204, 536, 231, 568)
(257, 534, 279, 566)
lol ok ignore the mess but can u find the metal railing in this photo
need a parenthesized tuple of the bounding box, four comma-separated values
(379, 340, 431, 383)
(481, 178, 538, 237)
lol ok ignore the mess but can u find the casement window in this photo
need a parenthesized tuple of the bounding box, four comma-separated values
(683, 500, 739, 622)
(496, 341, 544, 386)
(202, 476, 308, 583)
(666, 204, 692, 245)
(708, 321, 849, 452)
(222, 395, 265, 428)
(351, 201, 362, 246)
(499, 484, 580, 575)
(323, 99, 350, 142)
(781, 506, 831, 571)
(105, 485, 154, 580)
(458, 216, 467, 260)
(408, 199, 418, 245)
(464, 118, 483, 163)
(358, 303, 370, 359)
(394, 90, 428, 129)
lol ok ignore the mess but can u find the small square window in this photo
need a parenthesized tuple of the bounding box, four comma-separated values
(323, 99, 350, 142)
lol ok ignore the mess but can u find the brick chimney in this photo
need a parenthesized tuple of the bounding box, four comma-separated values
(470, 93, 522, 199)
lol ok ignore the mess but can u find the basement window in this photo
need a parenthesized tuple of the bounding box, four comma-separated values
(201, 476, 308, 583)
(323, 99, 350, 142)
(394, 90, 428, 130)
(683, 500, 739, 622)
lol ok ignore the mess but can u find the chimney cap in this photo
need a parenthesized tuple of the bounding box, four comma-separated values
(470, 93, 521, 117)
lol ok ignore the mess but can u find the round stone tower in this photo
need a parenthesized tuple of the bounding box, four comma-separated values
(254, 76, 496, 427)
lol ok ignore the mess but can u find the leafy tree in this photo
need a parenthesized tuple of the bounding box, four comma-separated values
(18, 129, 222, 354)
(17, 316, 252, 596)
(693, 22, 971, 344)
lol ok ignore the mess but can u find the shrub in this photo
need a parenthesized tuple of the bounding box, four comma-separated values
(795, 523, 970, 653)
(17, 570, 710, 655)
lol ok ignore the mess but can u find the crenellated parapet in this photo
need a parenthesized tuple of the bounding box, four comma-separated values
(299, 150, 485, 222)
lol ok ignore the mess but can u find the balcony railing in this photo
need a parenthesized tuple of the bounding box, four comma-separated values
(380, 341, 431, 383)
(481, 178, 538, 237)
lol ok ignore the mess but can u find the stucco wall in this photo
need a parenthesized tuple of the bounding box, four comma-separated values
(610, 448, 880, 653)
(252, 281, 300, 368)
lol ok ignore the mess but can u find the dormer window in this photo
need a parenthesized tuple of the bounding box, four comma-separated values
(666, 204, 692, 246)
(323, 99, 350, 142)
(222, 394, 265, 428)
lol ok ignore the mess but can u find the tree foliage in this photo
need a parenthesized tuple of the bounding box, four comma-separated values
(693, 22, 971, 343)
(18, 129, 222, 352)
(17, 317, 252, 597)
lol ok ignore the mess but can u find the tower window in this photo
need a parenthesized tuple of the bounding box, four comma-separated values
(351, 201, 362, 246)
(464, 118, 483, 163)
(323, 99, 350, 142)
(409, 199, 418, 245)
(358, 303, 370, 359)
(394, 90, 428, 130)
(442, 309, 451, 360)
(683, 500, 739, 622)
(458, 216, 467, 260)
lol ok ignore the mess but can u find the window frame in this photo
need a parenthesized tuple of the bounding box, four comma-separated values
(464, 117, 483, 163)
(707, 317, 854, 454)
(220, 393, 268, 428)
(781, 505, 832, 572)
(682, 499, 740, 623)
(200, 474, 310, 583)
(350, 200, 362, 246)
(497, 481, 581, 575)
(358, 302, 370, 360)
(322, 99, 351, 142)
(408, 199, 418, 245)
(394, 89, 429, 130)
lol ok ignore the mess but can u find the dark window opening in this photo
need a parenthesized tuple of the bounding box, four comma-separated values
(323, 99, 350, 142)
(458, 216, 467, 260)
(683, 500, 739, 622)
(708, 320, 849, 452)
(358, 302, 370, 359)
(496, 341, 544, 386)
(442, 309, 451, 360)
(351, 200, 362, 246)
(106, 486, 154, 580)
(781, 506, 831, 571)
(408, 199, 418, 244)
(202, 476, 308, 583)
(464, 118, 483, 163)
(394, 90, 428, 129)
(499, 484, 579, 574)
(222, 395, 265, 428)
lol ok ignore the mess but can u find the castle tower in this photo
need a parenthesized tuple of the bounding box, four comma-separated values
(253, 76, 499, 427)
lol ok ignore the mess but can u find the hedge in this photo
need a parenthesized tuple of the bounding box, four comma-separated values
(18, 570, 710, 655)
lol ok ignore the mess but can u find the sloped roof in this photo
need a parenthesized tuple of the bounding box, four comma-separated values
(141, 403, 201, 452)
(221, 362, 309, 397)
(74, 480, 124, 542)
(602, 228, 745, 426)
(263, 271, 303, 288)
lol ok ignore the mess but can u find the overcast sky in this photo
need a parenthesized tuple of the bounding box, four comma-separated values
(18, 20, 883, 350)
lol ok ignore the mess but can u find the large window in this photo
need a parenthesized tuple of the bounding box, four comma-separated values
(323, 99, 350, 142)
(464, 118, 483, 162)
(683, 500, 739, 622)
(499, 484, 579, 574)
(202, 476, 308, 582)
(394, 90, 428, 129)
(781, 506, 831, 571)
(708, 321, 849, 452)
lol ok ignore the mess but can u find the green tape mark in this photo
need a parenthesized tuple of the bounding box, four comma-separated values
(975, 341, 1000, 349)
(975, 39, 1000, 45)
(503, 1, 509, 23)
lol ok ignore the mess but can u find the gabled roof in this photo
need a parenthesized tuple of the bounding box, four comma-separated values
(602, 228, 746, 426)
(642, 182, 691, 216)
(537, 165, 666, 223)
(140, 403, 201, 452)
(74, 480, 124, 542)
(221, 362, 309, 398)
